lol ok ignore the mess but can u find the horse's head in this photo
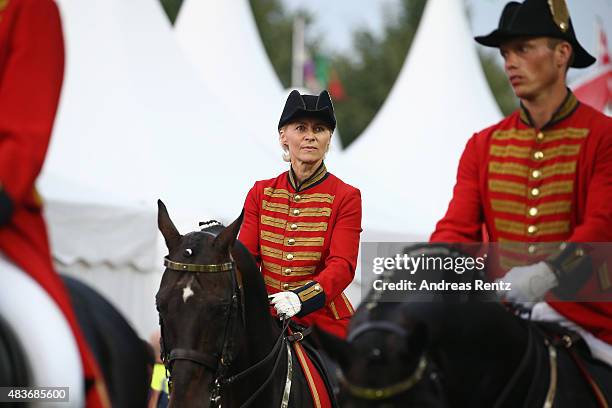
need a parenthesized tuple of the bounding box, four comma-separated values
(155, 200, 244, 407)
(316, 302, 451, 408)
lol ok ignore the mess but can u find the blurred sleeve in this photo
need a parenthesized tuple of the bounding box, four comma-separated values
(0, 0, 64, 218)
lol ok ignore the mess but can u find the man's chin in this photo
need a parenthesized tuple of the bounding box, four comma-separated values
(512, 86, 535, 101)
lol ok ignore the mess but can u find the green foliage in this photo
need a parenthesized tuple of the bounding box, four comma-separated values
(479, 51, 519, 116)
(249, 0, 300, 87)
(162, 0, 517, 146)
(249, 0, 426, 147)
(333, 0, 427, 147)
(160, 0, 183, 25)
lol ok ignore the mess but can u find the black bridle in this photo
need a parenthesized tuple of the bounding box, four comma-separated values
(337, 321, 442, 402)
(339, 316, 559, 407)
(159, 253, 291, 408)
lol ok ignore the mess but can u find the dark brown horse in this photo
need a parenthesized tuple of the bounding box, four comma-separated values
(315, 244, 612, 408)
(155, 200, 331, 407)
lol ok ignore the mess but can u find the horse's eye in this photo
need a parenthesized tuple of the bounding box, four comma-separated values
(184, 248, 193, 257)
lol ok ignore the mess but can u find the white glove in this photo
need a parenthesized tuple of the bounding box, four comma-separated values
(496, 261, 558, 303)
(268, 291, 302, 319)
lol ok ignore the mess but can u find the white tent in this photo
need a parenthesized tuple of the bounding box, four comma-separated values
(174, 0, 343, 156)
(336, 0, 503, 304)
(338, 0, 502, 240)
(40, 0, 284, 338)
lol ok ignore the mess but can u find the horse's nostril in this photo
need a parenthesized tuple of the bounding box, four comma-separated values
(185, 248, 193, 257)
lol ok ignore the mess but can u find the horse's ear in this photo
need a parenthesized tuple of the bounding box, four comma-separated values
(311, 326, 353, 370)
(157, 199, 181, 251)
(214, 210, 244, 254)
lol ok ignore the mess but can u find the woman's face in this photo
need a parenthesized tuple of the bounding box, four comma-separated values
(280, 118, 332, 166)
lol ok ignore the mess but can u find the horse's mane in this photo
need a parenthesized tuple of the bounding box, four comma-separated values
(198, 219, 279, 338)
(199, 220, 224, 235)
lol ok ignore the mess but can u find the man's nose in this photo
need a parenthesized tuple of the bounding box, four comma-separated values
(504, 52, 518, 72)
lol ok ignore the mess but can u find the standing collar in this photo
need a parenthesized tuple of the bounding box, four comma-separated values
(519, 89, 579, 129)
(288, 162, 328, 192)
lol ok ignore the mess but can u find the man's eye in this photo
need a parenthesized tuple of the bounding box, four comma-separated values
(314, 127, 323, 132)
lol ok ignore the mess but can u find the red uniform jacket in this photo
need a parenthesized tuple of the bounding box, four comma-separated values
(239, 164, 362, 339)
(431, 92, 612, 343)
(0, 1, 108, 405)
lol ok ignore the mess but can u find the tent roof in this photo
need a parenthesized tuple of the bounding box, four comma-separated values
(336, 0, 502, 237)
(41, 0, 287, 268)
(174, 0, 342, 155)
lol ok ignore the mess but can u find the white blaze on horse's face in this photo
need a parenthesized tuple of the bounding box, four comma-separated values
(182, 276, 195, 303)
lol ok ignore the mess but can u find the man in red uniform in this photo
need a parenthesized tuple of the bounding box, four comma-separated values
(0, 1, 108, 405)
(431, 0, 612, 370)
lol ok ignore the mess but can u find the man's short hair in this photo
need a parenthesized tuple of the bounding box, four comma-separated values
(547, 38, 575, 72)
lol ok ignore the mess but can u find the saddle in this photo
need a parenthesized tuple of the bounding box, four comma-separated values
(286, 321, 340, 408)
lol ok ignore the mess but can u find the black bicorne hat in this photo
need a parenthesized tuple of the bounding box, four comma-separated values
(278, 90, 336, 131)
(474, 0, 595, 68)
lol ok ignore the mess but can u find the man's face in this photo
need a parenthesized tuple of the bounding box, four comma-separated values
(280, 118, 331, 165)
(499, 37, 563, 101)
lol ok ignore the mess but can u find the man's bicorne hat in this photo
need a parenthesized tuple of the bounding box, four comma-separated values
(474, 0, 595, 68)
(278, 90, 336, 131)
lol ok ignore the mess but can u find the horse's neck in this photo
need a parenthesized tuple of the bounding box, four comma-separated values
(437, 302, 530, 406)
(232, 242, 279, 357)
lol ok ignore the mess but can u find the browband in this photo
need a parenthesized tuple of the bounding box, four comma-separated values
(163, 257, 234, 273)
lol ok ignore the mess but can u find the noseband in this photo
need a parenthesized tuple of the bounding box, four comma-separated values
(338, 321, 431, 401)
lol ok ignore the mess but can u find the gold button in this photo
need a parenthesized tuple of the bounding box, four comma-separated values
(292, 209, 300, 216)
(530, 187, 540, 197)
(286, 253, 294, 260)
(285, 268, 292, 275)
(527, 225, 538, 235)
(533, 151, 544, 160)
(287, 238, 295, 245)
(536, 132, 545, 141)
(290, 223, 298, 230)
(528, 207, 538, 217)
(294, 194, 301, 202)
(314, 284, 321, 292)
(282, 283, 290, 290)
(560, 22, 567, 31)
(528, 245, 537, 254)
(576, 248, 584, 257)
(532, 169, 542, 179)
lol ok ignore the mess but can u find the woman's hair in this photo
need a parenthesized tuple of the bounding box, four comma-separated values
(278, 124, 333, 162)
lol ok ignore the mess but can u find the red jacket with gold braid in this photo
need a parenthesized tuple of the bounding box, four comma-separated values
(431, 92, 612, 344)
(239, 164, 362, 339)
(0, 1, 108, 406)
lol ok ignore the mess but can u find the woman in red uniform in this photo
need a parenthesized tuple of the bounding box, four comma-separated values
(239, 90, 362, 339)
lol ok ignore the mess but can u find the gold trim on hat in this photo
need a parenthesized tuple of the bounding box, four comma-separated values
(548, 0, 570, 32)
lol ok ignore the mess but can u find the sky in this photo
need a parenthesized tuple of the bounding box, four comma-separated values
(280, 0, 612, 79)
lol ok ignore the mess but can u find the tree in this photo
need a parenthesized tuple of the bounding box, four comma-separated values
(479, 51, 518, 116)
(163, 0, 517, 145)
(332, 0, 427, 146)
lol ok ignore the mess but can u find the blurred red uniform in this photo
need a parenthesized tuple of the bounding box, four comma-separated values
(0, 0, 108, 406)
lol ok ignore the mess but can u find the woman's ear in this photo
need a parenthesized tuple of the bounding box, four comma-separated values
(279, 128, 288, 150)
